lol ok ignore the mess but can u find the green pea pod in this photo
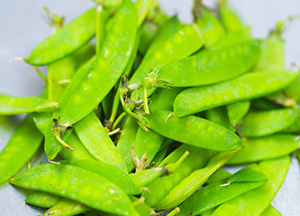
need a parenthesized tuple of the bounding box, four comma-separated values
(227, 101, 250, 127)
(10, 163, 139, 216)
(142, 144, 215, 207)
(261, 205, 282, 216)
(26, 192, 61, 208)
(211, 156, 290, 216)
(74, 43, 95, 69)
(0, 93, 57, 115)
(74, 112, 127, 172)
(135, 0, 155, 27)
(193, 2, 226, 46)
(0, 116, 43, 184)
(32, 112, 52, 135)
(178, 164, 267, 215)
(239, 108, 300, 137)
(151, 142, 169, 165)
(174, 70, 300, 117)
(228, 134, 300, 164)
(251, 98, 283, 111)
(117, 117, 139, 172)
(44, 197, 90, 216)
(284, 119, 300, 133)
(201, 208, 216, 216)
(138, 21, 157, 56)
(206, 168, 231, 185)
(139, 111, 243, 151)
(154, 151, 236, 210)
(131, 197, 152, 216)
(61, 159, 140, 195)
(206, 107, 235, 131)
(52, 0, 137, 126)
(25, 8, 96, 66)
(157, 40, 261, 87)
(284, 80, 300, 102)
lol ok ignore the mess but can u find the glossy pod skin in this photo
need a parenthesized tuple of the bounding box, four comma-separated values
(154, 151, 236, 210)
(0, 93, 57, 115)
(178, 164, 267, 216)
(74, 112, 127, 172)
(157, 40, 262, 87)
(239, 108, 300, 137)
(10, 163, 139, 216)
(206, 107, 235, 131)
(0, 116, 43, 184)
(227, 134, 300, 164)
(211, 156, 290, 216)
(135, 0, 155, 27)
(25, 8, 96, 66)
(139, 111, 243, 151)
(261, 205, 282, 216)
(227, 101, 250, 127)
(44, 198, 90, 216)
(174, 69, 300, 117)
(26, 192, 61, 208)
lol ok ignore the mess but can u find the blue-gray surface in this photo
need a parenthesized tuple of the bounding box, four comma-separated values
(0, 0, 299, 215)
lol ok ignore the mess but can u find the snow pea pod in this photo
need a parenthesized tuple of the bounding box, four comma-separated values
(157, 40, 261, 87)
(206, 168, 231, 185)
(116, 117, 139, 172)
(52, 0, 137, 126)
(10, 163, 138, 216)
(206, 107, 235, 131)
(74, 43, 95, 69)
(0, 93, 57, 115)
(135, 0, 155, 27)
(261, 205, 282, 216)
(227, 101, 250, 127)
(211, 156, 290, 216)
(284, 119, 300, 133)
(174, 69, 300, 117)
(228, 134, 300, 164)
(45, 198, 89, 216)
(138, 21, 157, 55)
(154, 151, 236, 210)
(178, 164, 267, 216)
(139, 111, 243, 151)
(25, 8, 96, 66)
(142, 145, 215, 207)
(0, 116, 43, 184)
(74, 112, 126, 172)
(26, 192, 61, 208)
(239, 108, 300, 137)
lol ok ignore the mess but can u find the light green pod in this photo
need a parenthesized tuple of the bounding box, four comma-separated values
(239, 108, 300, 137)
(135, 0, 155, 27)
(26, 192, 61, 208)
(206, 107, 235, 131)
(174, 70, 300, 117)
(227, 101, 250, 127)
(284, 119, 300, 133)
(261, 205, 282, 216)
(44, 198, 90, 216)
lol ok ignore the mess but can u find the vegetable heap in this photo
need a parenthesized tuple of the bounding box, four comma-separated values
(0, 0, 299, 215)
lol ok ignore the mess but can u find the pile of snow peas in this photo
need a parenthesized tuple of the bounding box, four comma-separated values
(1, 0, 300, 215)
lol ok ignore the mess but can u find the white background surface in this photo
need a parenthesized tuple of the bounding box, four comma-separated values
(0, 0, 300, 215)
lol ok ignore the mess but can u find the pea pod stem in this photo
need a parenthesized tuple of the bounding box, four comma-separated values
(164, 151, 189, 174)
(112, 112, 126, 130)
(33, 66, 47, 83)
(108, 128, 121, 136)
(167, 207, 180, 216)
(143, 86, 150, 114)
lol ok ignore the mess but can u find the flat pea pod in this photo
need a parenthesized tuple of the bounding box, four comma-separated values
(284, 119, 300, 133)
(178, 164, 267, 216)
(138, 21, 157, 56)
(157, 40, 261, 87)
(61, 159, 140, 195)
(10, 163, 139, 216)
(0, 116, 43, 184)
(26, 192, 61, 208)
(0, 93, 57, 115)
(117, 117, 139, 172)
(135, 0, 155, 27)
(211, 156, 290, 216)
(206, 168, 231, 185)
(261, 205, 282, 216)
(227, 134, 300, 164)
(226, 101, 250, 127)
(139, 111, 243, 151)
(74, 112, 126, 172)
(239, 108, 300, 137)
(44, 198, 90, 216)
(154, 151, 236, 210)
(142, 145, 215, 207)
(284, 80, 300, 102)
(174, 69, 300, 117)
(74, 43, 95, 69)
(52, 0, 137, 126)
(25, 8, 96, 66)
(206, 107, 235, 131)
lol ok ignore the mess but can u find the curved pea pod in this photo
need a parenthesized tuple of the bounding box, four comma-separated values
(74, 43, 95, 69)
(206, 168, 231, 185)
(10, 163, 139, 216)
(117, 117, 139, 172)
(52, 0, 137, 126)
(261, 205, 282, 216)
(25, 8, 96, 66)
(142, 144, 214, 207)
(178, 164, 267, 216)
(32, 112, 52, 135)
(61, 159, 140, 195)
(211, 156, 290, 216)
(284, 119, 300, 133)
(206, 107, 235, 131)
(44, 198, 90, 216)
(157, 40, 261, 87)
(0, 93, 57, 115)
(284, 78, 300, 102)
(131, 197, 152, 216)
(0, 116, 43, 184)
(154, 151, 236, 210)
(174, 69, 300, 117)
(239, 108, 300, 137)
(138, 21, 157, 55)
(135, 0, 155, 27)
(73, 112, 127, 172)
(227, 134, 300, 165)
(226, 101, 250, 127)
(26, 192, 61, 208)
(139, 111, 243, 151)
